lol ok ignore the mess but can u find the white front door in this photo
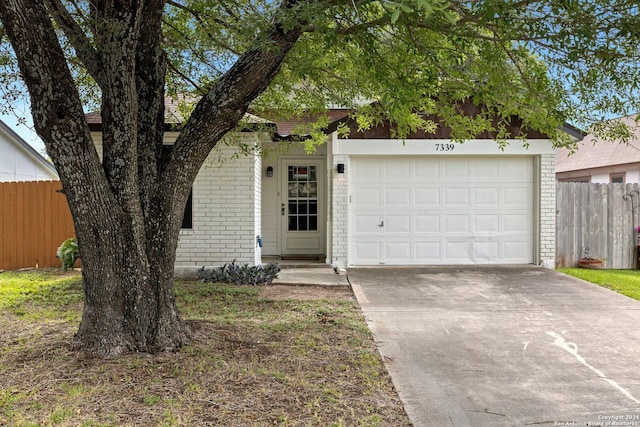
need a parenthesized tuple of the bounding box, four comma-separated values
(280, 160, 325, 256)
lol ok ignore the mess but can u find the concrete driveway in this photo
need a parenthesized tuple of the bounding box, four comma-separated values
(349, 266, 640, 426)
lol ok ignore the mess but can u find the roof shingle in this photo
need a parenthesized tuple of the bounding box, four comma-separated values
(556, 115, 640, 173)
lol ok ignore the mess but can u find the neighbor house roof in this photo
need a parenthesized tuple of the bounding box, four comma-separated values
(0, 119, 58, 177)
(556, 114, 640, 173)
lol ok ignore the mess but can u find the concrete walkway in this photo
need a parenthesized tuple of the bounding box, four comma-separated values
(348, 266, 640, 427)
(271, 266, 349, 287)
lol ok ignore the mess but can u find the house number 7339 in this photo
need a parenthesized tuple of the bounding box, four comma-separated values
(435, 143, 455, 151)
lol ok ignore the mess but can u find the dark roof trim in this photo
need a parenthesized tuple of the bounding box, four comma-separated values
(559, 123, 586, 141)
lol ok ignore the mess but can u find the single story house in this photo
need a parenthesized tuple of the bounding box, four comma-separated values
(88, 99, 581, 269)
(556, 114, 640, 183)
(0, 119, 58, 182)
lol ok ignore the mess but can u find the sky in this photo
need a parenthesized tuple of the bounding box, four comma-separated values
(0, 105, 46, 154)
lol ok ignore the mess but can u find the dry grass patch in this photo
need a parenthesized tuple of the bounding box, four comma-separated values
(0, 270, 410, 426)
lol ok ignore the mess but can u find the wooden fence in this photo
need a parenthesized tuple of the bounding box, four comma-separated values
(556, 182, 640, 269)
(0, 180, 75, 270)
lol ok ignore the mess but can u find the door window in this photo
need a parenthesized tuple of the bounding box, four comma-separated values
(287, 166, 318, 231)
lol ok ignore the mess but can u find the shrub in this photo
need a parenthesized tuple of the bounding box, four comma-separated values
(56, 238, 79, 271)
(199, 261, 280, 286)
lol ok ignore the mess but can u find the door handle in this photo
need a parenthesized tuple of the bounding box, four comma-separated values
(378, 221, 384, 227)
(281, 204, 285, 216)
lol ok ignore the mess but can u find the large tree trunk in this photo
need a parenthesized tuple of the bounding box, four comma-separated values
(73, 208, 188, 356)
(0, 0, 304, 358)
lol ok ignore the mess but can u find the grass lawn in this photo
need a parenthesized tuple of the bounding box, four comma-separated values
(558, 268, 640, 300)
(0, 270, 409, 426)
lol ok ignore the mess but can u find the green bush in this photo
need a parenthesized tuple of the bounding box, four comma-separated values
(56, 238, 79, 271)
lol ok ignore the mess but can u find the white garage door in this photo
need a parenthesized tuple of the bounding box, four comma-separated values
(349, 156, 534, 265)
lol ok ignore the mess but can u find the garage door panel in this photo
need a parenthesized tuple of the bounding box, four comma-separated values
(353, 160, 382, 182)
(444, 214, 470, 232)
(444, 188, 470, 205)
(502, 241, 532, 262)
(349, 156, 534, 265)
(415, 188, 440, 205)
(474, 215, 500, 232)
(502, 187, 533, 206)
(384, 159, 412, 180)
(354, 215, 384, 233)
(353, 242, 382, 264)
(473, 241, 500, 261)
(415, 215, 440, 233)
(415, 242, 442, 261)
(354, 188, 381, 206)
(385, 215, 412, 233)
(414, 159, 441, 180)
(385, 188, 411, 205)
(503, 162, 533, 182)
(504, 214, 531, 233)
(474, 187, 500, 205)
(472, 159, 500, 180)
(444, 241, 472, 262)
(385, 242, 412, 262)
(443, 159, 470, 180)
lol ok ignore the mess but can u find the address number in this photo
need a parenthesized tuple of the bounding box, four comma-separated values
(435, 144, 455, 151)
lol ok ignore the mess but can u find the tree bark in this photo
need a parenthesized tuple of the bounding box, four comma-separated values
(0, 0, 304, 357)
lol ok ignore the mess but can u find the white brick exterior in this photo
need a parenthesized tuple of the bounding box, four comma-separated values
(539, 154, 556, 267)
(175, 136, 262, 266)
(331, 154, 349, 268)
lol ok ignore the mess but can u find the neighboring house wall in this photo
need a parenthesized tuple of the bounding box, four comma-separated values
(557, 163, 640, 184)
(0, 121, 57, 182)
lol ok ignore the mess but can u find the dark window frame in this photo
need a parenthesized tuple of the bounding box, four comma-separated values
(610, 173, 625, 184)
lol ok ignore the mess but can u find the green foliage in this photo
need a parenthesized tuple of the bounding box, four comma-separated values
(56, 238, 79, 271)
(3, 0, 639, 148)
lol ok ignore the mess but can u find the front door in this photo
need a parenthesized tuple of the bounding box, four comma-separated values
(280, 160, 325, 256)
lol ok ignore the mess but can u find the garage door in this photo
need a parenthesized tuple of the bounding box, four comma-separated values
(349, 156, 534, 265)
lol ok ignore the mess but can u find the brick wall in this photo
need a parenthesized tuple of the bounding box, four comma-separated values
(539, 154, 556, 267)
(176, 136, 261, 266)
(331, 154, 349, 268)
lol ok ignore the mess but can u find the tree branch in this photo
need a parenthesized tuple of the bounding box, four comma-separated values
(164, 0, 309, 189)
(43, 0, 105, 85)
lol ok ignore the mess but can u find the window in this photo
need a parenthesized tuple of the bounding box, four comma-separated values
(161, 145, 193, 229)
(610, 173, 625, 184)
(287, 165, 318, 231)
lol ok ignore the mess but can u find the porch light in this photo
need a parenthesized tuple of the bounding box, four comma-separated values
(266, 166, 274, 177)
(337, 163, 345, 174)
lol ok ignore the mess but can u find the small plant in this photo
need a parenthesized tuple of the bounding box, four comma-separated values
(56, 238, 79, 271)
(198, 260, 280, 285)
